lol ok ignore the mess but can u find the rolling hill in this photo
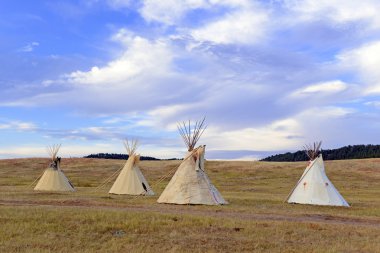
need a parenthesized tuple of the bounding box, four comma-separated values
(261, 144, 380, 161)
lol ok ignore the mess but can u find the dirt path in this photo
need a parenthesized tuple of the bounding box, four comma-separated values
(1, 199, 380, 228)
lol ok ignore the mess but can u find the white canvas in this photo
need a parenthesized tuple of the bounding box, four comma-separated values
(34, 167, 75, 192)
(109, 154, 154, 195)
(287, 155, 349, 207)
(157, 145, 227, 205)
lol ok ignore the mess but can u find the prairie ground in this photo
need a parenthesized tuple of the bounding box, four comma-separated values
(0, 158, 379, 252)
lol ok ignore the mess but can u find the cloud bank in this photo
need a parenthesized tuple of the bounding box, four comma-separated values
(1, 0, 380, 159)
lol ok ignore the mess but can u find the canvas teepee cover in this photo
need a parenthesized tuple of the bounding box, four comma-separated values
(109, 140, 154, 195)
(157, 119, 227, 205)
(286, 142, 349, 207)
(34, 144, 75, 192)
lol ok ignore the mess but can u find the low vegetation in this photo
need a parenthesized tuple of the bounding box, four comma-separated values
(261, 144, 380, 161)
(0, 158, 379, 252)
(83, 153, 161, 160)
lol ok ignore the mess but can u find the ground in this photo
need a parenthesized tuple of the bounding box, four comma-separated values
(0, 158, 379, 252)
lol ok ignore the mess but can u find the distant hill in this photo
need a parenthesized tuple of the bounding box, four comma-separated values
(261, 144, 380, 162)
(84, 153, 159, 160)
(83, 153, 180, 161)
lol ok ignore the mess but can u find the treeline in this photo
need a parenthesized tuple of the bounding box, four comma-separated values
(261, 144, 380, 162)
(84, 153, 160, 160)
(83, 153, 181, 161)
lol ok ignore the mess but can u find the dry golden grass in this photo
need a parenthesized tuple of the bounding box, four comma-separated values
(0, 158, 379, 252)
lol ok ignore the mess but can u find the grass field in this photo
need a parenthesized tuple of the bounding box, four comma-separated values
(0, 158, 379, 252)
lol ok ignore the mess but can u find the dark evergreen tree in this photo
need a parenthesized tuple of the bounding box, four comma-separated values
(261, 144, 380, 161)
(83, 153, 159, 160)
(83, 153, 181, 161)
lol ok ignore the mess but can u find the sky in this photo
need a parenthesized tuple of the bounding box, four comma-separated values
(1, 0, 380, 160)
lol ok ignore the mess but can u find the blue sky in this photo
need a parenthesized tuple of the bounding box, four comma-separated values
(1, 0, 380, 159)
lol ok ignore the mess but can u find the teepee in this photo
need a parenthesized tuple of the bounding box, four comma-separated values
(286, 141, 349, 207)
(34, 144, 75, 192)
(157, 118, 227, 205)
(109, 139, 154, 195)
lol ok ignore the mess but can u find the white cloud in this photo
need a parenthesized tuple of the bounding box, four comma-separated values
(0, 92, 62, 107)
(291, 80, 348, 97)
(365, 101, 380, 108)
(138, 0, 269, 45)
(338, 40, 380, 94)
(140, 0, 208, 25)
(0, 146, 47, 158)
(298, 106, 355, 119)
(284, 0, 380, 29)
(19, 42, 39, 52)
(191, 9, 268, 44)
(291, 106, 362, 148)
(2, 32, 206, 116)
(102, 117, 124, 124)
(203, 118, 302, 151)
(4, 0, 380, 160)
(0, 120, 37, 131)
(204, 106, 354, 153)
(138, 0, 256, 26)
(201, 106, 356, 153)
(67, 32, 172, 85)
(0, 143, 121, 159)
(140, 104, 196, 129)
(209, 0, 250, 7)
(223, 156, 259, 161)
